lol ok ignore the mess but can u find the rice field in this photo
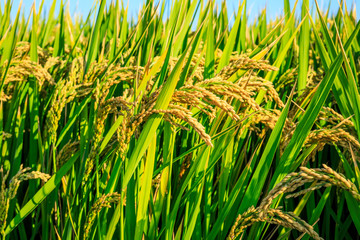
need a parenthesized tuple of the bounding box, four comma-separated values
(1, 0, 360, 239)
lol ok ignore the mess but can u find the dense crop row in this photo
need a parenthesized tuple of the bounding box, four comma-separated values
(0, 0, 360, 239)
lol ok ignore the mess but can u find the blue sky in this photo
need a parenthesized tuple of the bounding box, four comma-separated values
(6, 0, 360, 24)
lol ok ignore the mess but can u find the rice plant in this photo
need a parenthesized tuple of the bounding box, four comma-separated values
(0, 0, 360, 239)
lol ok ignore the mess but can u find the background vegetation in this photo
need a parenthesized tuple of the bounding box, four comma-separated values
(1, 0, 360, 239)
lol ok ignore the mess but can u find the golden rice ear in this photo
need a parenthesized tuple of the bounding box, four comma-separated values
(0, 165, 50, 235)
(5, 59, 55, 87)
(45, 77, 78, 144)
(56, 140, 80, 170)
(228, 206, 323, 240)
(228, 164, 360, 240)
(7, 165, 51, 200)
(83, 96, 134, 184)
(83, 192, 125, 240)
(219, 56, 278, 79)
(304, 129, 360, 162)
(259, 166, 360, 212)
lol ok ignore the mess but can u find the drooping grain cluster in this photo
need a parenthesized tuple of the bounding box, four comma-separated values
(228, 206, 322, 240)
(228, 164, 360, 240)
(0, 165, 50, 235)
(78, 52, 283, 180)
(83, 192, 125, 240)
(280, 101, 360, 162)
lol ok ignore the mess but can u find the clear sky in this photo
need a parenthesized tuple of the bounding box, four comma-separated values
(6, 0, 360, 24)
